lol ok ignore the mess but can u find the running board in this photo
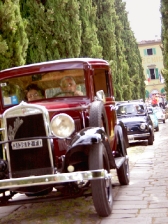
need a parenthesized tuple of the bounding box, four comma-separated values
(114, 157, 126, 169)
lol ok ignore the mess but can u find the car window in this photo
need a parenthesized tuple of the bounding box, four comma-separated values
(0, 69, 86, 107)
(117, 103, 145, 116)
(93, 69, 111, 97)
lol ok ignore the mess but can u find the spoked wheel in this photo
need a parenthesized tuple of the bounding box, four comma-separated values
(117, 156, 130, 185)
(89, 143, 113, 217)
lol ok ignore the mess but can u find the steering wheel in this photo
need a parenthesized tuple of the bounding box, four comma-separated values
(53, 91, 74, 97)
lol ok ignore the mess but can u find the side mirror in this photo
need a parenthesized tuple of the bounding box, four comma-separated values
(148, 110, 153, 114)
(96, 90, 106, 103)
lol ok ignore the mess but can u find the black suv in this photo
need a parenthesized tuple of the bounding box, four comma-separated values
(116, 100, 154, 145)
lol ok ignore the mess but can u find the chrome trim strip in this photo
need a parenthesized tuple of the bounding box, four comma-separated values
(0, 169, 110, 190)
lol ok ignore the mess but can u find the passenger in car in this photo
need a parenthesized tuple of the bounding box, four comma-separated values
(25, 84, 44, 101)
(60, 76, 83, 96)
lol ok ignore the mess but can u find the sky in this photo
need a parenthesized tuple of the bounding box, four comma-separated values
(123, 0, 161, 42)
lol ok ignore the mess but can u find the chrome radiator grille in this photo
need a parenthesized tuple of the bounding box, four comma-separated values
(6, 114, 53, 178)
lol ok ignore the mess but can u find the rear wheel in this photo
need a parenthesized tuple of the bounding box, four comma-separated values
(117, 156, 130, 185)
(89, 143, 113, 217)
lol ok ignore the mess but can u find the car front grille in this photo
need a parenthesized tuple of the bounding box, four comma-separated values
(6, 114, 53, 178)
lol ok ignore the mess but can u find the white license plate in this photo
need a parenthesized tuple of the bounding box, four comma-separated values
(11, 139, 43, 150)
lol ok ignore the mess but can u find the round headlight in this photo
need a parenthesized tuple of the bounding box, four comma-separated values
(51, 113, 75, 138)
(140, 123, 146, 130)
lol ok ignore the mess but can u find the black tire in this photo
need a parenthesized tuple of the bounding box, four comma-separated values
(148, 132, 154, 145)
(117, 157, 130, 185)
(155, 125, 159, 132)
(89, 101, 109, 137)
(163, 119, 165, 123)
(89, 143, 113, 217)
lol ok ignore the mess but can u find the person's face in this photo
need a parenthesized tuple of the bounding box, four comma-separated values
(61, 78, 76, 93)
(27, 89, 42, 101)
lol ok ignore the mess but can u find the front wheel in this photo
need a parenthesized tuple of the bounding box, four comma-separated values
(155, 125, 159, 132)
(117, 156, 130, 185)
(148, 132, 154, 145)
(89, 143, 113, 217)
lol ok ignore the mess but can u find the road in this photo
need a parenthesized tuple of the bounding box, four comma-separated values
(0, 120, 167, 224)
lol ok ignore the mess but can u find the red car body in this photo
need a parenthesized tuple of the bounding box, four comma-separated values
(0, 58, 129, 217)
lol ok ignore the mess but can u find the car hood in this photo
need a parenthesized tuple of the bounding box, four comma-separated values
(33, 98, 90, 111)
(117, 115, 147, 124)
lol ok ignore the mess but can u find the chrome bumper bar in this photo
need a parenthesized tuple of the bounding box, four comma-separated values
(0, 169, 110, 190)
(128, 133, 150, 141)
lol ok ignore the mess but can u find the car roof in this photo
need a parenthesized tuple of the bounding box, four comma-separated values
(0, 58, 109, 80)
(116, 101, 144, 107)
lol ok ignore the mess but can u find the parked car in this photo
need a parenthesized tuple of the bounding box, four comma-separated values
(153, 106, 166, 123)
(0, 58, 129, 217)
(147, 107, 159, 131)
(116, 100, 154, 145)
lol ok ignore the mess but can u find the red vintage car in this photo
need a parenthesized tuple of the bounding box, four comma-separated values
(0, 58, 129, 217)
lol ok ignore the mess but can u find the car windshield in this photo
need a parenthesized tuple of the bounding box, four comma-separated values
(0, 69, 86, 107)
(117, 104, 145, 116)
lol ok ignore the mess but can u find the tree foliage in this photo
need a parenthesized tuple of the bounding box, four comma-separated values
(0, 0, 145, 101)
(0, 0, 28, 70)
(161, 0, 168, 98)
(78, 0, 102, 58)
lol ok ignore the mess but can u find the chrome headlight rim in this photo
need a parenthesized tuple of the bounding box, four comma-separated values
(51, 113, 75, 139)
(140, 123, 146, 130)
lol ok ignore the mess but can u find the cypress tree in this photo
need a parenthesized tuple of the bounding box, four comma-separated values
(118, 0, 145, 100)
(20, 0, 81, 64)
(160, 0, 168, 97)
(92, 0, 116, 60)
(78, 0, 102, 58)
(112, 0, 130, 100)
(0, 0, 28, 70)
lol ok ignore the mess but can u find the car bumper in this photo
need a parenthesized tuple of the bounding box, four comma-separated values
(0, 169, 110, 190)
(128, 133, 150, 141)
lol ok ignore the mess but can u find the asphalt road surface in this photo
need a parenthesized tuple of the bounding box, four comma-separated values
(0, 120, 168, 224)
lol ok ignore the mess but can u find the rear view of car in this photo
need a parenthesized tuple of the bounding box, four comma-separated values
(153, 106, 166, 123)
(147, 107, 159, 131)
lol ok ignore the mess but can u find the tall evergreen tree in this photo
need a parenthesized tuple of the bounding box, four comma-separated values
(20, 0, 81, 64)
(0, 0, 28, 70)
(118, 0, 145, 100)
(92, 0, 116, 61)
(112, 0, 130, 100)
(92, 0, 124, 99)
(78, 0, 102, 58)
(160, 0, 168, 97)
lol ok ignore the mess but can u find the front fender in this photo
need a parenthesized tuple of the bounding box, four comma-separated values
(71, 127, 107, 147)
(65, 127, 116, 170)
(115, 121, 128, 155)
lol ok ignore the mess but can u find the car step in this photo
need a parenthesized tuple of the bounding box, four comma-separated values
(115, 157, 126, 169)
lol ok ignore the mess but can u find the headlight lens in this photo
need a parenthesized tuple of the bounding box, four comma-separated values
(140, 123, 146, 130)
(51, 113, 75, 138)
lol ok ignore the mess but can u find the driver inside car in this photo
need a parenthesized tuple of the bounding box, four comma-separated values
(60, 76, 83, 96)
